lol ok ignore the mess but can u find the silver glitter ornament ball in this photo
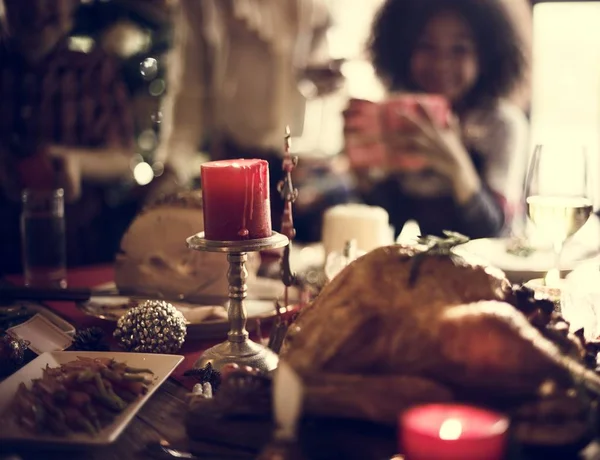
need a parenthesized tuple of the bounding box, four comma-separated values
(114, 300, 187, 353)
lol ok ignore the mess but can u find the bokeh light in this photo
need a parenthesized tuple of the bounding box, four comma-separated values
(140, 57, 158, 81)
(133, 162, 155, 185)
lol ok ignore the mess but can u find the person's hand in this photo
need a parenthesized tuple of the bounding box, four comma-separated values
(386, 103, 481, 203)
(48, 146, 82, 202)
(343, 98, 388, 170)
(386, 104, 463, 175)
(343, 98, 380, 137)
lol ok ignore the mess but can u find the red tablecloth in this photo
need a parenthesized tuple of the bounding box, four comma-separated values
(8, 265, 274, 390)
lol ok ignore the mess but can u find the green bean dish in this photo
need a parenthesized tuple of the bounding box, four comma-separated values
(9, 357, 154, 436)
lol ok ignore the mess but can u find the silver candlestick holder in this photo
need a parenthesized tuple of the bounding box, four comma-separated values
(186, 231, 289, 372)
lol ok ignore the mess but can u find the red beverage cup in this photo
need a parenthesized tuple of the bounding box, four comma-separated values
(381, 94, 450, 171)
(381, 93, 450, 133)
(344, 99, 386, 169)
(344, 95, 450, 170)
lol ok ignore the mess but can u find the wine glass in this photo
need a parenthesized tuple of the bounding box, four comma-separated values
(524, 144, 594, 282)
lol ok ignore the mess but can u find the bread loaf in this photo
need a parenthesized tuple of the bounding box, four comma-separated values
(115, 191, 258, 299)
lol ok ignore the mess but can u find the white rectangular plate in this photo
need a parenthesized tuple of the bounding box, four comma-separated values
(30, 303, 77, 336)
(2, 301, 76, 336)
(8, 314, 73, 354)
(0, 351, 184, 447)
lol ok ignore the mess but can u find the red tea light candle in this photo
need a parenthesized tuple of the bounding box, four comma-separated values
(400, 404, 509, 460)
(201, 159, 272, 241)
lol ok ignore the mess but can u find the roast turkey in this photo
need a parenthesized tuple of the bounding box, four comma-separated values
(280, 244, 600, 442)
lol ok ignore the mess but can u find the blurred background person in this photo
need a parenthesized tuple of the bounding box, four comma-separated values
(158, 0, 358, 241)
(344, 0, 529, 239)
(73, 0, 181, 203)
(0, 0, 160, 274)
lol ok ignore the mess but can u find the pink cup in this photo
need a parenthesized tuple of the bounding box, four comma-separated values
(381, 93, 450, 133)
(344, 94, 450, 170)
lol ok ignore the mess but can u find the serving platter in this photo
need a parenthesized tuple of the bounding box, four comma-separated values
(0, 351, 183, 447)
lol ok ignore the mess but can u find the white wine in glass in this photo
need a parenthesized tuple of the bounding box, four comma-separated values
(526, 195, 593, 246)
(524, 144, 594, 278)
(525, 145, 593, 280)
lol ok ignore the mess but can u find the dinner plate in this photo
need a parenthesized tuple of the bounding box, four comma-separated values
(0, 351, 183, 447)
(78, 296, 280, 339)
(78, 278, 299, 339)
(455, 237, 600, 284)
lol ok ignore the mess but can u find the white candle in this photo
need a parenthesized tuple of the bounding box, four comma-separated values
(321, 204, 392, 257)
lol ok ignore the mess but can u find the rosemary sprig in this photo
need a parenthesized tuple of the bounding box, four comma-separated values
(408, 231, 470, 287)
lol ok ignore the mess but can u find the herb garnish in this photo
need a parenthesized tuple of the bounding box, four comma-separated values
(408, 231, 470, 287)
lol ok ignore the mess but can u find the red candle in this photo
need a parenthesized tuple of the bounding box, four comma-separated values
(201, 159, 272, 240)
(400, 404, 509, 460)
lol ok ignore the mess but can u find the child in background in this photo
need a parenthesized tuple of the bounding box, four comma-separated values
(344, 0, 529, 239)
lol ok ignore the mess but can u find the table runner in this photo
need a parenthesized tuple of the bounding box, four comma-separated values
(8, 265, 283, 390)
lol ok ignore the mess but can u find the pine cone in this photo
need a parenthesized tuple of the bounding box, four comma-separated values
(113, 300, 187, 353)
(0, 334, 29, 376)
(71, 327, 110, 352)
(183, 363, 222, 391)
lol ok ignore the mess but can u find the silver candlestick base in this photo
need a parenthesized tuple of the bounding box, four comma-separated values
(186, 231, 289, 372)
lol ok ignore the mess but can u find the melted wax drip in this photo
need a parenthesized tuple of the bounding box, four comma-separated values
(239, 162, 258, 239)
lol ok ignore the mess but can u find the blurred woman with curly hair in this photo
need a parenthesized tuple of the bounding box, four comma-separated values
(345, 0, 530, 239)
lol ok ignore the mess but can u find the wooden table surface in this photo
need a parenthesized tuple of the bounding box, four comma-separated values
(0, 266, 279, 460)
(1, 267, 194, 460)
(4, 376, 600, 460)
(4, 263, 600, 460)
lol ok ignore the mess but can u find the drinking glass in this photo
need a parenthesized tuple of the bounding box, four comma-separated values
(20, 189, 67, 288)
(524, 144, 594, 281)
